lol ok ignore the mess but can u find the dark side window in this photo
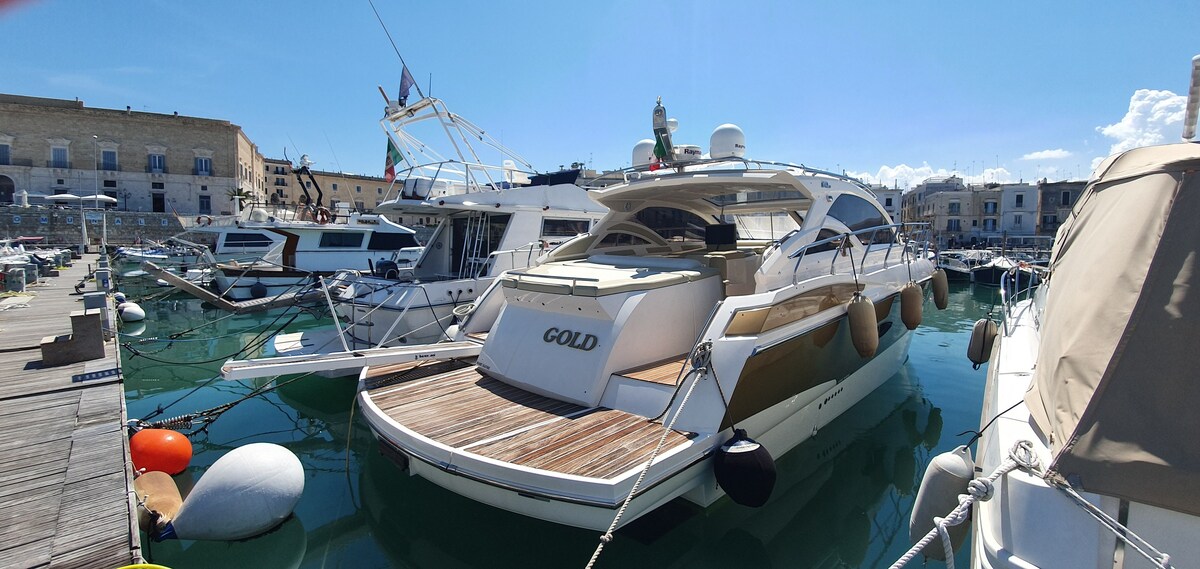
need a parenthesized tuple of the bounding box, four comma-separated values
(542, 218, 591, 237)
(367, 232, 421, 251)
(225, 232, 274, 247)
(634, 207, 710, 242)
(319, 232, 365, 248)
(828, 195, 893, 243)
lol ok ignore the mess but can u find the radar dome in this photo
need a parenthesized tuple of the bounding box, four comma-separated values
(710, 124, 746, 158)
(632, 139, 656, 167)
(666, 118, 679, 133)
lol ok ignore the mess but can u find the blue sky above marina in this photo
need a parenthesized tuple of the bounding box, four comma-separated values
(3, 0, 1198, 189)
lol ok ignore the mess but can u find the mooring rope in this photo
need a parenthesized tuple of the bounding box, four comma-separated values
(888, 440, 1175, 569)
(584, 364, 707, 569)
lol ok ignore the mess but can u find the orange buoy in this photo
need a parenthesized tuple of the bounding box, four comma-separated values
(131, 428, 192, 475)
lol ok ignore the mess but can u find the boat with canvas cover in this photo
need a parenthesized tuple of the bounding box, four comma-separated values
(961, 140, 1200, 568)
(354, 99, 940, 531)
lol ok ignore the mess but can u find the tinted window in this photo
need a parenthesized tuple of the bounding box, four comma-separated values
(542, 218, 591, 237)
(634, 207, 710, 242)
(597, 232, 650, 247)
(827, 195, 893, 243)
(367, 232, 420, 251)
(225, 232, 274, 247)
(319, 232, 364, 248)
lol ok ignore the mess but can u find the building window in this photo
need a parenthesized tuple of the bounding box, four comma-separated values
(983, 201, 998, 214)
(52, 147, 69, 168)
(1061, 191, 1071, 206)
(884, 197, 893, 207)
(355, 185, 361, 192)
(1014, 214, 1023, 227)
(200, 185, 208, 192)
(948, 202, 961, 215)
(972, 219, 978, 227)
(148, 153, 165, 173)
(947, 219, 961, 232)
(1042, 214, 1058, 227)
(983, 219, 997, 231)
(332, 183, 338, 191)
(377, 187, 383, 194)
(1015, 194, 1024, 208)
(0, 144, 9, 166)
(199, 195, 212, 214)
(195, 157, 212, 176)
(305, 181, 311, 189)
(101, 149, 118, 171)
(103, 180, 117, 188)
(152, 182, 165, 190)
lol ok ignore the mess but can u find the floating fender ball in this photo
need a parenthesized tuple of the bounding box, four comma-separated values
(900, 281, 923, 330)
(116, 301, 131, 313)
(119, 303, 146, 322)
(130, 428, 192, 475)
(909, 445, 974, 561)
(932, 268, 949, 310)
(165, 443, 304, 541)
(713, 429, 776, 507)
(134, 471, 183, 535)
(967, 318, 998, 368)
(250, 282, 269, 299)
(113, 291, 127, 303)
(847, 292, 878, 358)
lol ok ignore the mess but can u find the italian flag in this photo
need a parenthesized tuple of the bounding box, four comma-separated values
(384, 138, 403, 182)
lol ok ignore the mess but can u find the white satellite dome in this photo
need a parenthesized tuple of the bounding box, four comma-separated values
(666, 118, 679, 133)
(710, 124, 746, 158)
(632, 139, 656, 167)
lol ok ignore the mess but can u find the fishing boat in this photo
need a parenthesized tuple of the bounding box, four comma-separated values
(192, 157, 421, 301)
(354, 99, 940, 531)
(961, 141, 1200, 568)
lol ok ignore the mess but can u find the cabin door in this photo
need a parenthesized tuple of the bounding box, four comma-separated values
(449, 213, 512, 278)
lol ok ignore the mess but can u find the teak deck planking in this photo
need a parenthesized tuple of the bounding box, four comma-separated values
(0, 254, 139, 569)
(367, 367, 693, 480)
(615, 354, 690, 386)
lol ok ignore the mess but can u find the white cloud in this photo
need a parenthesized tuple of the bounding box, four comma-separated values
(848, 163, 1016, 189)
(1020, 149, 1072, 160)
(1093, 89, 1186, 169)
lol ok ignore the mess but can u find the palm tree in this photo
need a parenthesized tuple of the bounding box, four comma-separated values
(226, 187, 253, 212)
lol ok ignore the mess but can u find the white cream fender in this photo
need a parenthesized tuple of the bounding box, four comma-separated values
(165, 443, 304, 541)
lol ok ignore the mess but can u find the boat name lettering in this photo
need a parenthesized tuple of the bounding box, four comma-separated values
(414, 353, 436, 359)
(542, 327, 598, 351)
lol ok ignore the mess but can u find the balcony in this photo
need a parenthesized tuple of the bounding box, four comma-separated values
(193, 168, 212, 176)
(0, 159, 33, 167)
(145, 166, 170, 174)
(100, 165, 122, 172)
(46, 161, 73, 169)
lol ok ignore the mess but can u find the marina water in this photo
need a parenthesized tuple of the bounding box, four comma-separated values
(120, 278, 997, 568)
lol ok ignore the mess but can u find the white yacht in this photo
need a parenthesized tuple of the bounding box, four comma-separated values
(354, 100, 940, 531)
(189, 158, 421, 301)
(275, 95, 605, 355)
(965, 141, 1200, 568)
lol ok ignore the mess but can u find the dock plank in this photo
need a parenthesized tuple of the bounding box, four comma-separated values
(0, 254, 140, 569)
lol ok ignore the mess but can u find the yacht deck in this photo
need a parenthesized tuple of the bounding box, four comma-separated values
(365, 367, 694, 479)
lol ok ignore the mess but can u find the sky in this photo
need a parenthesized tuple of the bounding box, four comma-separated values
(2, 0, 1199, 190)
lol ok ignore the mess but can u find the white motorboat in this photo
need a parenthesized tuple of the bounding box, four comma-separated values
(355, 100, 940, 531)
(281, 95, 605, 355)
(953, 141, 1200, 568)
(192, 158, 421, 301)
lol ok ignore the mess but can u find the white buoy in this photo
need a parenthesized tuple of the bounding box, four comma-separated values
(909, 445, 974, 561)
(166, 443, 304, 541)
(114, 292, 127, 303)
(119, 303, 146, 322)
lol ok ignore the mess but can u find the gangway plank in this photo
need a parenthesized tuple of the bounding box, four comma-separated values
(220, 340, 483, 380)
(142, 262, 323, 313)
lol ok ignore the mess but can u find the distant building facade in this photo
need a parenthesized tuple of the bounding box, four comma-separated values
(0, 94, 265, 215)
(1037, 180, 1086, 235)
(869, 185, 902, 222)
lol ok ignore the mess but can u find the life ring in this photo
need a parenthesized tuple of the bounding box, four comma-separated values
(196, 215, 213, 227)
(314, 207, 332, 225)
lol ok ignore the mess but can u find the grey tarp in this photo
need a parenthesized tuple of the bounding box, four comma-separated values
(1025, 142, 1200, 516)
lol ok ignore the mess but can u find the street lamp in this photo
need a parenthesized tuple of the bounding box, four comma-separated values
(92, 135, 99, 210)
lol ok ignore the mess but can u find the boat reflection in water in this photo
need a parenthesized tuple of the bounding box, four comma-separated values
(358, 367, 941, 568)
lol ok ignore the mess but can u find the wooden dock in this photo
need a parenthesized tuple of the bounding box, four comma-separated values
(0, 255, 140, 568)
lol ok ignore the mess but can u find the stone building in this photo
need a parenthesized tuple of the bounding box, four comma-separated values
(998, 183, 1038, 236)
(0, 93, 265, 215)
(1037, 180, 1086, 235)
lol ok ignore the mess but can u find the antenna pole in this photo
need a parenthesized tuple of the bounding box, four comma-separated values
(368, 0, 426, 100)
(1183, 55, 1200, 140)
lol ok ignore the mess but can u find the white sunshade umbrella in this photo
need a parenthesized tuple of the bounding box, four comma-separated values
(80, 194, 119, 205)
(46, 193, 82, 202)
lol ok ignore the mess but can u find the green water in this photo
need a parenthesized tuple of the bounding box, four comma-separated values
(118, 277, 1003, 569)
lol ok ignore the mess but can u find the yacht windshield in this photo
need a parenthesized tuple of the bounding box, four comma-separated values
(724, 211, 802, 240)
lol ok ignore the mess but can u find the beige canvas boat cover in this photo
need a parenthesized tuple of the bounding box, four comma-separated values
(1025, 142, 1200, 516)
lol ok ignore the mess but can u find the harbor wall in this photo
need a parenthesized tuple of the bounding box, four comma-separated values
(0, 205, 188, 247)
